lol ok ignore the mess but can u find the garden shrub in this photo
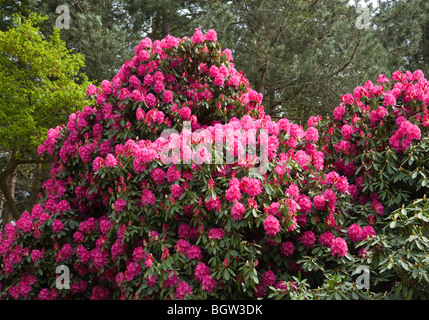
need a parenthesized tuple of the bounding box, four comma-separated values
(313, 70, 429, 299)
(0, 30, 428, 300)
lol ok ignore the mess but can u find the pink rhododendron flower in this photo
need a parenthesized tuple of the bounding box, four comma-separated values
(187, 245, 202, 260)
(31, 249, 44, 263)
(313, 195, 326, 211)
(208, 228, 225, 240)
(231, 202, 246, 221)
(330, 237, 348, 257)
(348, 223, 363, 242)
(280, 241, 294, 257)
(334, 105, 346, 121)
(205, 29, 217, 41)
(86, 84, 99, 96)
(52, 219, 63, 233)
(174, 281, 192, 300)
(319, 231, 335, 247)
(114, 198, 127, 212)
(191, 28, 205, 43)
(261, 270, 276, 287)
(202, 275, 217, 293)
(362, 225, 376, 239)
(304, 127, 319, 142)
(264, 215, 280, 237)
(300, 230, 316, 249)
(383, 93, 396, 106)
(195, 262, 210, 281)
(240, 177, 262, 197)
(104, 153, 118, 167)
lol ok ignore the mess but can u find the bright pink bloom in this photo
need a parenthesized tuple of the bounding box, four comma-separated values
(362, 225, 376, 239)
(104, 153, 118, 167)
(162, 90, 174, 104)
(383, 93, 396, 106)
(300, 230, 316, 249)
(31, 249, 44, 263)
(331, 237, 348, 257)
(348, 223, 363, 242)
(341, 124, 353, 140)
(163, 271, 178, 287)
(56, 200, 71, 212)
(179, 107, 191, 120)
(297, 195, 312, 214)
(319, 231, 335, 247)
(167, 165, 181, 182)
(99, 219, 112, 234)
(174, 281, 192, 300)
(133, 247, 146, 262)
(151, 168, 166, 184)
(240, 177, 262, 197)
(264, 215, 280, 237)
(225, 185, 241, 203)
(313, 195, 326, 211)
(333, 105, 346, 121)
(208, 228, 225, 240)
(231, 202, 246, 221)
(286, 183, 299, 199)
(114, 198, 127, 212)
(195, 262, 210, 281)
(202, 275, 217, 293)
(304, 127, 319, 142)
(187, 245, 202, 260)
(52, 219, 63, 233)
(171, 184, 184, 200)
(191, 28, 205, 43)
(205, 29, 217, 41)
(86, 84, 99, 96)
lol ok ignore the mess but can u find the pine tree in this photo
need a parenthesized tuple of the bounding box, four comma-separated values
(371, 0, 429, 74)
(194, 0, 392, 120)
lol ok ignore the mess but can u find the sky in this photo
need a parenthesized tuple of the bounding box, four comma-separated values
(348, 0, 384, 7)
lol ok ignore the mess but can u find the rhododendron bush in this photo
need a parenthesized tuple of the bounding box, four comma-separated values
(316, 71, 429, 299)
(1, 29, 428, 300)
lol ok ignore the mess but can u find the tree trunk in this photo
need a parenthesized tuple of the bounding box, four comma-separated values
(256, 56, 267, 95)
(161, 16, 171, 38)
(0, 148, 53, 228)
(152, 13, 160, 39)
(0, 195, 4, 226)
(423, 18, 429, 73)
(0, 157, 20, 223)
(29, 163, 42, 207)
(4, 168, 17, 224)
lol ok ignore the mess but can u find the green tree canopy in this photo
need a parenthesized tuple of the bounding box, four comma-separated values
(0, 13, 89, 223)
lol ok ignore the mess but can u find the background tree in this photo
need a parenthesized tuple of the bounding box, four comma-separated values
(371, 0, 429, 74)
(6, 0, 203, 83)
(193, 0, 393, 120)
(0, 13, 89, 226)
(2, 0, 132, 83)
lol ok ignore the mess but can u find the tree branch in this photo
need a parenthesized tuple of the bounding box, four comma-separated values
(329, 40, 361, 78)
